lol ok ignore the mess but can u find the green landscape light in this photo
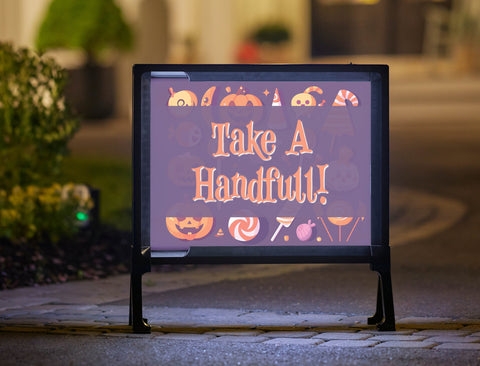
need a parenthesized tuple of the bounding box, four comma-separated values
(76, 211, 89, 221)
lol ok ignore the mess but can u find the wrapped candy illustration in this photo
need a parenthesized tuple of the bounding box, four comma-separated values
(296, 219, 316, 241)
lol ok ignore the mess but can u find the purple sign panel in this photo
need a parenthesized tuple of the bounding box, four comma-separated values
(150, 80, 371, 251)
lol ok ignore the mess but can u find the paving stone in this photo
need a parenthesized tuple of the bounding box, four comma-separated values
(313, 332, 372, 341)
(102, 333, 130, 337)
(335, 316, 368, 326)
(368, 335, 428, 342)
(359, 329, 417, 335)
(59, 331, 99, 337)
(57, 321, 109, 327)
(264, 338, 323, 346)
(205, 329, 264, 337)
(397, 318, 460, 330)
(126, 333, 156, 339)
(413, 329, 472, 337)
(256, 326, 309, 332)
(462, 326, 480, 332)
(435, 343, 480, 350)
(320, 340, 379, 348)
(428, 336, 480, 343)
(455, 319, 480, 326)
(262, 331, 318, 338)
(470, 332, 480, 337)
(212, 336, 269, 343)
(0, 326, 53, 333)
(311, 327, 357, 333)
(156, 333, 216, 341)
(294, 315, 345, 327)
(375, 341, 437, 349)
(154, 327, 213, 334)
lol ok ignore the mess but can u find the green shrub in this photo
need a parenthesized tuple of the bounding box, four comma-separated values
(36, 0, 133, 64)
(0, 183, 93, 244)
(0, 42, 78, 189)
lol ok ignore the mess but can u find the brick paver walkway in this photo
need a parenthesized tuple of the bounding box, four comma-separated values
(1, 305, 479, 350)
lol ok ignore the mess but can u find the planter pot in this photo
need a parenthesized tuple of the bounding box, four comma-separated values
(65, 64, 115, 119)
(258, 43, 292, 63)
(453, 43, 480, 74)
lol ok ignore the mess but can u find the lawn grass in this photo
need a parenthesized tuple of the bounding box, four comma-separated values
(59, 155, 132, 230)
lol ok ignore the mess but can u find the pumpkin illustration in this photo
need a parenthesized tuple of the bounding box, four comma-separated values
(166, 216, 214, 240)
(220, 86, 262, 107)
(219, 86, 263, 124)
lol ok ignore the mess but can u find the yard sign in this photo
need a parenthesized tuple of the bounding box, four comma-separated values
(130, 65, 394, 333)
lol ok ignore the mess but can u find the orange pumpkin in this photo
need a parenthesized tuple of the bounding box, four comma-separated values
(166, 217, 214, 241)
(220, 86, 262, 106)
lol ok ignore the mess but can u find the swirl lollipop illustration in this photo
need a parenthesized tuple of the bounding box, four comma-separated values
(228, 217, 260, 242)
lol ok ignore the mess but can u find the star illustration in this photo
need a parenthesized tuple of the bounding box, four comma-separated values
(263, 89, 270, 96)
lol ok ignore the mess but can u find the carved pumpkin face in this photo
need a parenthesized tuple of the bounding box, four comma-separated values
(219, 86, 263, 124)
(220, 86, 262, 107)
(166, 216, 214, 240)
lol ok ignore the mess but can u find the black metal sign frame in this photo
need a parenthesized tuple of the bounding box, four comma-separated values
(130, 64, 394, 333)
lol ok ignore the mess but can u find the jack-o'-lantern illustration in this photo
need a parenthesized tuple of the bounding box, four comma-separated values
(166, 216, 214, 241)
(219, 86, 263, 124)
(220, 86, 263, 107)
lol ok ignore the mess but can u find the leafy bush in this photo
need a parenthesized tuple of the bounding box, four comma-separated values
(0, 43, 84, 244)
(252, 23, 291, 44)
(0, 184, 93, 244)
(0, 42, 79, 189)
(36, 0, 133, 64)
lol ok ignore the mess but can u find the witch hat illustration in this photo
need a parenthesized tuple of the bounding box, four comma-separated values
(322, 89, 359, 152)
(267, 87, 287, 129)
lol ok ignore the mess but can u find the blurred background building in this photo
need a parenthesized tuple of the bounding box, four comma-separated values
(0, 0, 479, 119)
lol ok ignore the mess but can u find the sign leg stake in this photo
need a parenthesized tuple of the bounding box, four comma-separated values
(130, 272, 151, 333)
(368, 277, 384, 325)
(369, 263, 396, 331)
(130, 246, 151, 333)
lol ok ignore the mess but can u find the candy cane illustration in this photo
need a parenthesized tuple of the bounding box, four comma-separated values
(332, 89, 359, 107)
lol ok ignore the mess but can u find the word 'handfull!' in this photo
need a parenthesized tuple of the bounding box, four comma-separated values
(191, 120, 329, 205)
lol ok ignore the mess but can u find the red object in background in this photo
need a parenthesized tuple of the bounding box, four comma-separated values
(236, 41, 260, 63)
